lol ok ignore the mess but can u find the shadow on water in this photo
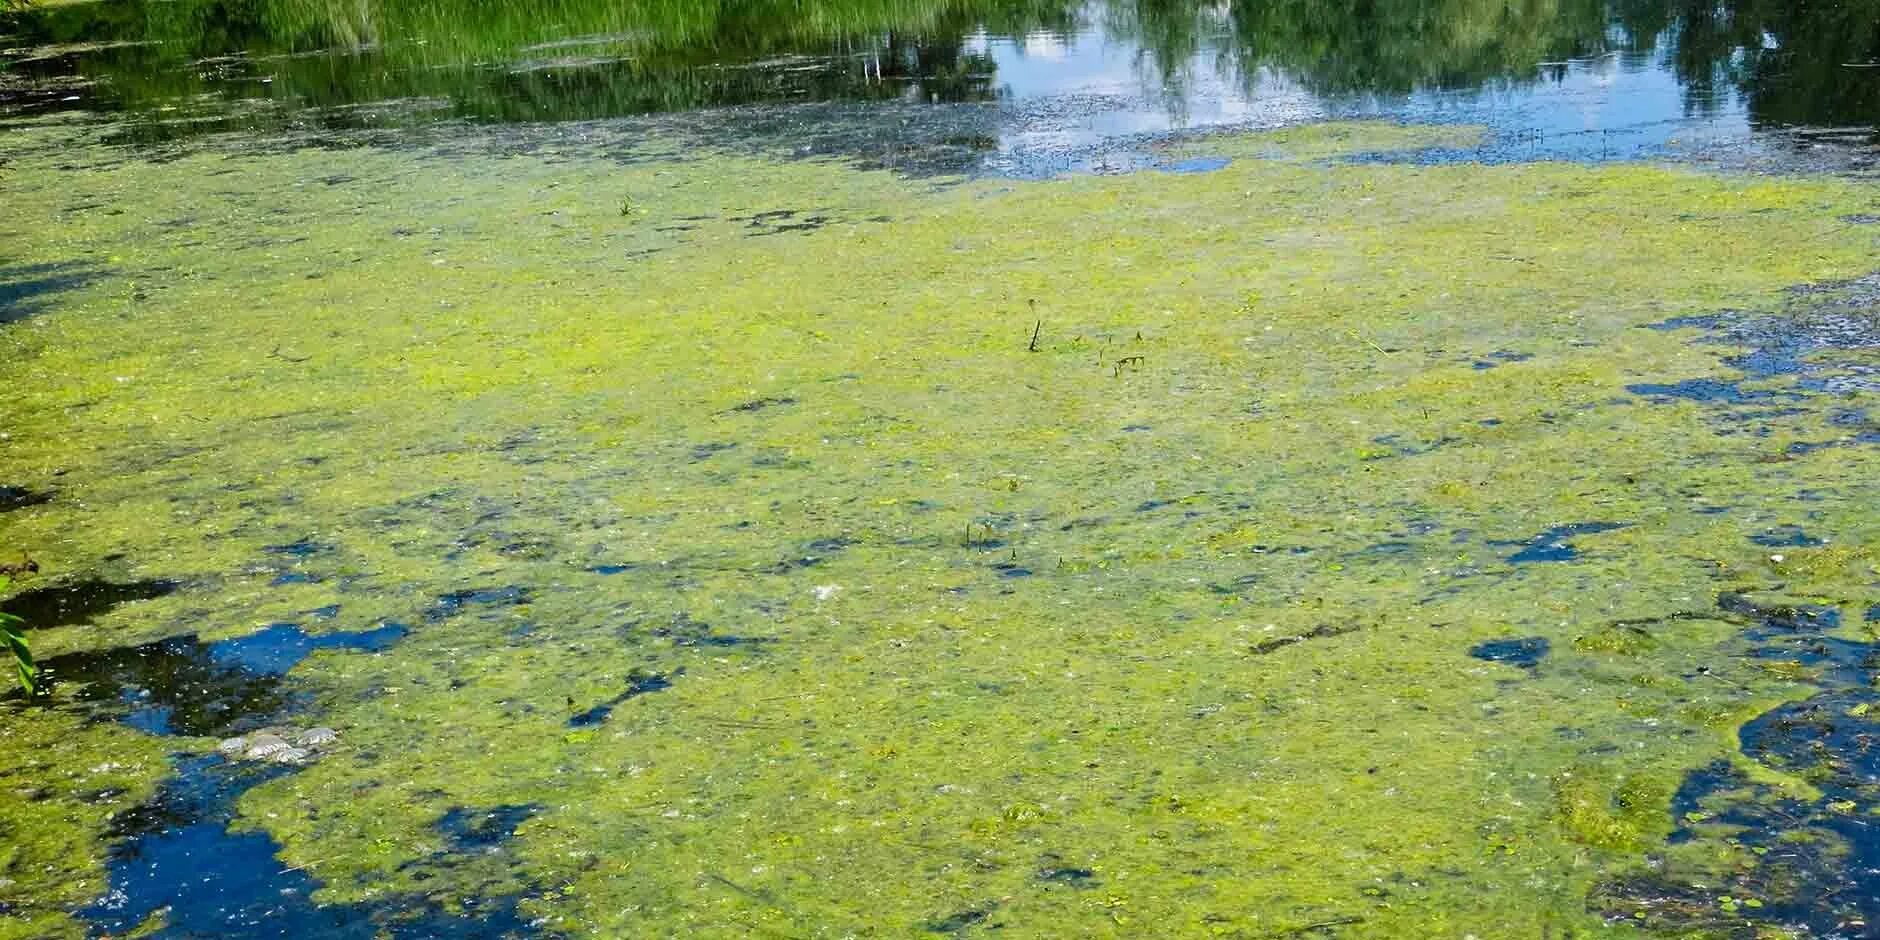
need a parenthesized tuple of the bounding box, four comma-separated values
(0, 262, 102, 325)
(438, 804, 538, 851)
(9, 621, 407, 735)
(0, 577, 180, 630)
(0, 485, 54, 512)
(1593, 593, 1880, 937)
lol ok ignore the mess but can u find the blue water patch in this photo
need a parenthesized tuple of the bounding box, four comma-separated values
(83, 756, 546, 939)
(211, 622, 409, 675)
(1161, 156, 1230, 174)
(567, 669, 676, 727)
(1747, 525, 1824, 548)
(1469, 637, 1550, 668)
(429, 586, 531, 620)
(1500, 522, 1627, 563)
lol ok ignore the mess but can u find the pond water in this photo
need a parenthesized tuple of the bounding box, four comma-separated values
(1, 1, 1878, 939)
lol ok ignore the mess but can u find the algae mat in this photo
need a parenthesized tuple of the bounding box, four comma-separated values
(1, 119, 1878, 938)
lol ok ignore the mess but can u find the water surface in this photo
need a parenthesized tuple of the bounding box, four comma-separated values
(1, 2, 1878, 939)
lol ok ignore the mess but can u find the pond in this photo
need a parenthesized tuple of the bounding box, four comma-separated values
(0, 1, 1876, 938)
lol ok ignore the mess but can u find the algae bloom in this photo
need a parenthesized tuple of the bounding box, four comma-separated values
(1, 1, 1878, 938)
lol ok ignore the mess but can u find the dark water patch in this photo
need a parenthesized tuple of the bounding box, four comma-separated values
(690, 442, 737, 461)
(925, 907, 992, 933)
(588, 563, 639, 575)
(0, 484, 52, 512)
(1645, 314, 1728, 332)
(1470, 350, 1533, 370)
(1625, 378, 1776, 404)
(11, 622, 406, 736)
(726, 396, 796, 413)
(566, 668, 676, 727)
(264, 538, 331, 557)
(1645, 276, 1880, 390)
(1868, 605, 1880, 624)
(651, 613, 768, 649)
(748, 213, 832, 236)
(1717, 592, 1839, 632)
(438, 804, 538, 851)
(0, 577, 180, 630)
(1250, 623, 1359, 656)
(1364, 433, 1459, 459)
(1784, 427, 1880, 457)
(991, 562, 1032, 578)
(1748, 524, 1823, 547)
(272, 571, 323, 585)
(770, 535, 854, 573)
(85, 755, 548, 939)
(1037, 865, 1098, 887)
(1594, 591, 1880, 936)
(1209, 573, 1262, 595)
(429, 586, 531, 620)
(1741, 689, 1880, 784)
(1469, 636, 1549, 668)
(1498, 522, 1626, 563)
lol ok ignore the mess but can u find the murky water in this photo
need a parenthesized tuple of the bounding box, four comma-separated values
(1, 1, 1877, 939)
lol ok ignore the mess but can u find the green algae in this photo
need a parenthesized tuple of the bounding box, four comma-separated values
(0, 709, 171, 940)
(1158, 120, 1489, 164)
(0, 119, 1876, 937)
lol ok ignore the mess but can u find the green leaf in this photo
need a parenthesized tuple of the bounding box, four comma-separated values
(0, 573, 32, 693)
(2, 620, 32, 694)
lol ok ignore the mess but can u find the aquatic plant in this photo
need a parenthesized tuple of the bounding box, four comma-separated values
(0, 576, 32, 694)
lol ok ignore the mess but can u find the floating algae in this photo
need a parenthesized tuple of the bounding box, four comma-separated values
(0, 114, 1876, 939)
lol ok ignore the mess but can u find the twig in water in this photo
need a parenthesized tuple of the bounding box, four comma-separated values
(1029, 319, 1042, 352)
(270, 346, 311, 363)
(1276, 916, 1364, 936)
(1113, 355, 1144, 377)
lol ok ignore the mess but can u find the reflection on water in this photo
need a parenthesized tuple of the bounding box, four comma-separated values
(1, 0, 1875, 168)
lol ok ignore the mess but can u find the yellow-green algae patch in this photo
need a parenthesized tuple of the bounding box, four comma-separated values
(0, 119, 1875, 937)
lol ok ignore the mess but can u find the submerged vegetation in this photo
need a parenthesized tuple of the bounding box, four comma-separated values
(0, 106, 1875, 935)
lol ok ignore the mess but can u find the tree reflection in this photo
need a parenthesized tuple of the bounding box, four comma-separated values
(2, 0, 1874, 136)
